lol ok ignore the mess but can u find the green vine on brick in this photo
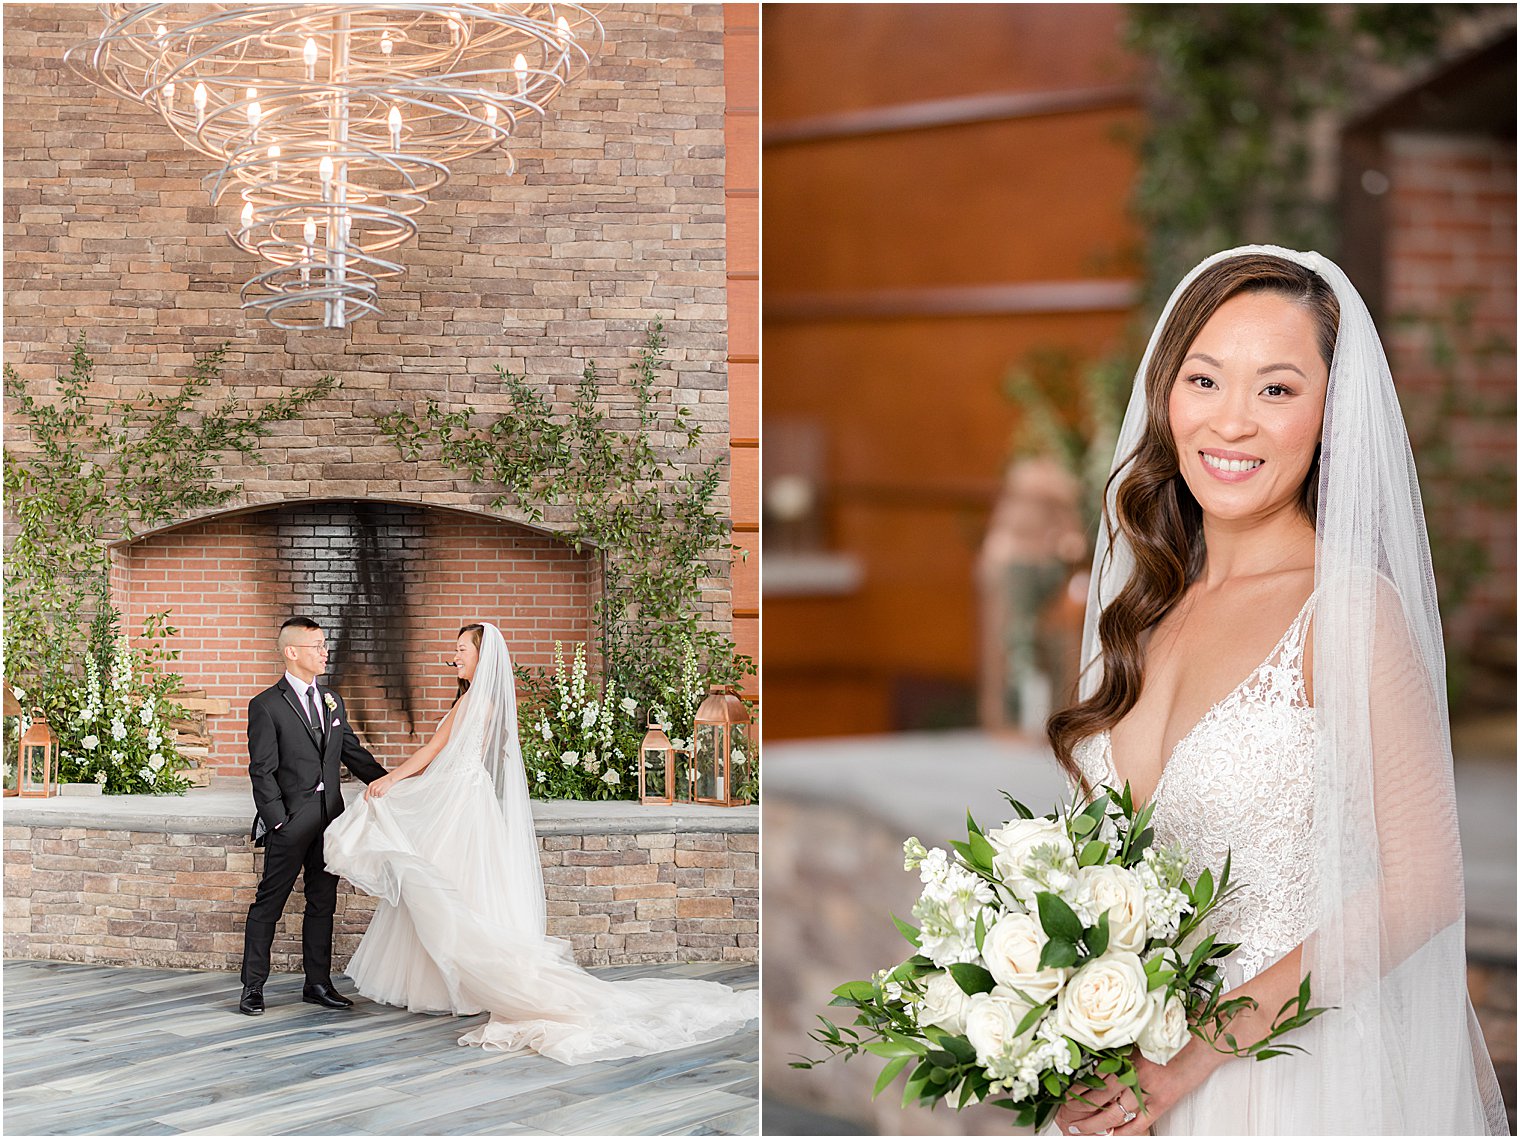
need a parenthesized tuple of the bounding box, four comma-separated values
(374, 320, 754, 763)
(3, 335, 337, 729)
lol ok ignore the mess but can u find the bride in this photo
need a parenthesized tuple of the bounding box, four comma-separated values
(1047, 247, 1505, 1134)
(323, 621, 758, 1064)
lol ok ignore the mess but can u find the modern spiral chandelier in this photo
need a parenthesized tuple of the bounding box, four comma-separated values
(68, 4, 604, 330)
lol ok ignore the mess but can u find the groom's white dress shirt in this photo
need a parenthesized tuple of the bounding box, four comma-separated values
(282, 671, 326, 825)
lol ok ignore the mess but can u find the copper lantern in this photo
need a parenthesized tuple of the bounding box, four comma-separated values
(18, 711, 58, 799)
(639, 718, 676, 806)
(691, 686, 752, 807)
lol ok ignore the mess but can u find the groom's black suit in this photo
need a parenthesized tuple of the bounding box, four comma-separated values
(241, 676, 387, 989)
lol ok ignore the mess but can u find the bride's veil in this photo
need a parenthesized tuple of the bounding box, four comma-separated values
(449, 622, 547, 940)
(1080, 245, 1506, 1132)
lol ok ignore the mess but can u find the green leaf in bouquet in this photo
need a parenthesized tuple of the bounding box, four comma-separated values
(941, 1033, 977, 1064)
(928, 1063, 955, 1085)
(891, 913, 923, 948)
(1038, 936, 1078, 969)
(872, 1054, 911, 1098)
(1036, 891, 1084, 943)
(1071, 812, 1098, 839)
(864, 1038, 922, 1059)
(1000, 791, 1036, 820)
(966, 809, 983, 837)
(902, 1062, 933, 1108)
(1085, 909, 1111, 957)
(1186, 935, 1217, 973)
(1097, 1056, 1123, 1076)
(968, 830, 998, 873)
(956, 1076, 980, 1109)
(1014, 996, 1053, 1037)
(1129, 826, 1155, 857)
(831, 980, 877, 1003)
(1066, 1038, 1081, 1068)
(1042, 1071, 1063, 1096)
(1116, 1063, 1140, 1090)
(947, 838, 976, 865)
(974, 908, 988, 955)
(1194, 867, 1214, 911)
(949, 962, 996, 996)
(1078, 838, 1109, 867)
(927, 1048, 959, 1069)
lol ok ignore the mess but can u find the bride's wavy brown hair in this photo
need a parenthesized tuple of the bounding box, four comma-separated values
(1047, 254, 1339, 791)
(455, 623, 486, 705)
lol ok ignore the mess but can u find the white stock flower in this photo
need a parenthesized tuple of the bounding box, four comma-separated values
(81, 735, 100, 752)
(620, 697, 638, 717)
(138, 767, 153, 783)
(580, 704, 599, 730)
(912, 851, 994, 967)
(560, 750, 580, 767)
(964, 991, 1040, 1075)
(109, 718, 127, 742)
(1136, 989, 1189, 1065)
(916, 970, 974, 1035)
(670, 737, 687, 751)
(94, 771, 107, 785)
(138, 704, 155, 726)
(534, 770, 546, 784)
(981, 912, 1069, 1008)
(601, 769, 619, 784)
(1136, 845, 1192, 941)
(1072, 864, 1149, 953)
(1052, 951, 1152, 1050)
(581, 754, 600, 773)
(987, 817, 1077, 906)
(539, 719, 552, 742)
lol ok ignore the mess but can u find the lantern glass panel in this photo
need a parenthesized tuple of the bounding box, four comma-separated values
(730, 722, 751, 801)
(694, 724, 722, 801)
(21, 743, 48, 794)
(641, 743, 668, 801)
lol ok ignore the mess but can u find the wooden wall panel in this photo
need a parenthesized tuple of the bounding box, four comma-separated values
(763, 4, 1141, 739)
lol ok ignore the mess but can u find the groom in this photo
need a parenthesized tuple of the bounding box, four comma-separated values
(239, 616, 388, 1016)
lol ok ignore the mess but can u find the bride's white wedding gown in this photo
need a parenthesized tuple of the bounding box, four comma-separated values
(323, 710, 758, 1064)
(1072, 598, 1319, 1134)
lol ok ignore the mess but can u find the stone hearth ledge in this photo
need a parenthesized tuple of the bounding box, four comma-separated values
(3, 784, 757, 836)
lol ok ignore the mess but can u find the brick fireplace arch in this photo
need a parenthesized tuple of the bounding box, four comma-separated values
(109, 499, 600, 778)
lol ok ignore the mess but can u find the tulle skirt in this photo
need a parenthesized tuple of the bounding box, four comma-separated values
(324, 764, 758, 1064)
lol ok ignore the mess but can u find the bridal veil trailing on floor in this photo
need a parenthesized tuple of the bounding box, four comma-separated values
(324, 623, 757, 1064)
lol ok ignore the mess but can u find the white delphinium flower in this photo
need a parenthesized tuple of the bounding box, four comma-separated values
(912, 847, 995, 967)
(560, 750, 580, 767)
(651, 704, 673, 733)
(110, 717, 127, 742)
(1135, 843, 1191, 941)
(600, 769, 619, 785)
(539, 718, 552, 742)
(620, 696, 638, 717)
(580, 703, 599, 731)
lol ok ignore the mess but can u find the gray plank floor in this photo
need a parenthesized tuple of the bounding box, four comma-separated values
(2, 959, 758, 1137)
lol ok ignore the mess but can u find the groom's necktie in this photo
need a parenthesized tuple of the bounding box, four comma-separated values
(307, 687, 324, 741)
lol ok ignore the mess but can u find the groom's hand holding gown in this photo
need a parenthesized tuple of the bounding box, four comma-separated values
(240, 675, 387, 1011)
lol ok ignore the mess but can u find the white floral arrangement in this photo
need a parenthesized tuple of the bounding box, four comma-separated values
(798, 786, 1328, 1129)
(521, 642, 642, 801)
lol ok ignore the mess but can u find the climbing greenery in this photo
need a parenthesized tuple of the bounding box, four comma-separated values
(3, 336, 337, 699)
(1127, 3, 1480, 308)
(374, 320, 754, 748)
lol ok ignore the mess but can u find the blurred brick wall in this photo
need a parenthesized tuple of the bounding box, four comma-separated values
(1383, 130, 1517, 688)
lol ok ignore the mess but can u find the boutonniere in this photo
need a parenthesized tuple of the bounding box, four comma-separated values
(323, 693, 337, 712)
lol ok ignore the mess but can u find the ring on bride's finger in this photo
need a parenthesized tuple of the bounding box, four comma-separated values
(1121, 1109, 1137, 1124)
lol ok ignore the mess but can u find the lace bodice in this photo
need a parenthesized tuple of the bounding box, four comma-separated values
(1073, 596, 1318, 982)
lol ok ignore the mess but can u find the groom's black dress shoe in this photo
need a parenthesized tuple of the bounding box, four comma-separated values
(302, 981, 354, 1009)
(238, 985, 265, 1016)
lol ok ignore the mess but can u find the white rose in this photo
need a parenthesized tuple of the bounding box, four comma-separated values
(620, 697, 638, 717)
(81, 735, 100, 752)
(1136, 989, 1189, 1065)
(963, 991, 1039, 1070)
(148, 753, 164, 771)
(987, 817, 1076, 903)
(560, 750, 579, 767)
(916, 970, 974, 1035)
(601, 769, 619, 784)
(981, 912, 1068, 1007)
(1073, 864, 1149, 953)
(732, 747, 747, 766)
(1052, 951, 1152, 1050)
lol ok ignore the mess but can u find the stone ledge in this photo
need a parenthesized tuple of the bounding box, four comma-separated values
(3, 785, 757, 836)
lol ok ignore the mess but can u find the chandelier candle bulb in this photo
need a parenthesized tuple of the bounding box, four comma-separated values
(162, 80, 174, 103)
(241, 201, 253, 230)
(193, 80, 205, 126)
(303, 35, 318, 80)
(514, 52, 527, 91)
(388, 104, 402, 150)
(380, 29, 393, 56)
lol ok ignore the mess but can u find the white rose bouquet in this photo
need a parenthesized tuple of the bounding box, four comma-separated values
(796, 785, 1330, 1130)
